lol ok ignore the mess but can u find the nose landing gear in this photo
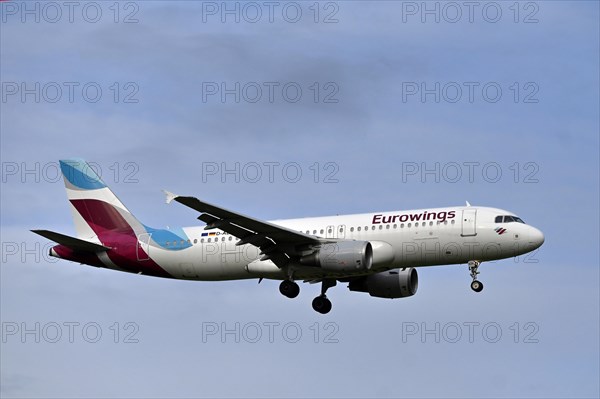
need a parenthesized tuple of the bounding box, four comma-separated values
(468, 260, 484, 292)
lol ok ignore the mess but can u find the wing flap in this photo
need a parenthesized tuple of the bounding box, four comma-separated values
(31, 230, 110, 252)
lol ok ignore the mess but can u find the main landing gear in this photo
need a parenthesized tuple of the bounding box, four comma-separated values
(468, 260, 484, 292)
(278, 278, 336, 314)
(312, 295, 332, 314)
(279, 280, 300, 298)
(312, 279, 336, 314)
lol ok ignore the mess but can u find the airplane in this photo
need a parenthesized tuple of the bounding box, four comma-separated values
(32, 159, 545, 314)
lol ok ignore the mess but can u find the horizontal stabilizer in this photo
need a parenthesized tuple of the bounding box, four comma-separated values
(31, 230, 110, 252)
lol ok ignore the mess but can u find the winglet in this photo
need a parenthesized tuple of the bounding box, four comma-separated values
(163, 190, 178, 204)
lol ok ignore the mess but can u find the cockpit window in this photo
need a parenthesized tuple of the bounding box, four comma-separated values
(496, 215, 525, 223)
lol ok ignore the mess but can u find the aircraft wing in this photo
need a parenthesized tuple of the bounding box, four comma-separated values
(164, 191, 323, 267)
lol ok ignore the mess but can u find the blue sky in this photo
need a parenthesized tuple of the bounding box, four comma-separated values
(1, 1, 598, 398)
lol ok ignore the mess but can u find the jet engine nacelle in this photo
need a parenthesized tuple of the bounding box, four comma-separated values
(299, 241, 373, 272)
(348, 268, 418, 298)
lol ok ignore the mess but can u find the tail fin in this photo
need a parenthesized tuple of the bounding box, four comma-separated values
(60, 159, 141, 238)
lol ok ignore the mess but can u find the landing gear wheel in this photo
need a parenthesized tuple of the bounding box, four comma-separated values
(279, 280, 300, 298)
(312, 295, 332, 314)
(468, 260, 484, 293)
(470, 280, 484, 292)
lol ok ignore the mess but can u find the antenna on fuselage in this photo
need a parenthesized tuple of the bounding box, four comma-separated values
(465, 201, 471, 207)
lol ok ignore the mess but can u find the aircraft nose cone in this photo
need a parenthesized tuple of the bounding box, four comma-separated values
(528, 227, 545, 250)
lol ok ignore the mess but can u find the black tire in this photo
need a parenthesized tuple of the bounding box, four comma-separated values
(470, 280, 484, 292)
(279, 280, 300, 298)
(312, 295, 332, 314)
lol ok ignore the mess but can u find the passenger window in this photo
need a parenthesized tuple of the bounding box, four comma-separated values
(379, 225, 383, 230)
(313, 230, 317, 234)
(386, 225, 390, 229)
(451, 220, 455, 224)
(393, 224, 397, 229)
(320, 229, 324, 234)
(350, 227, 354, 232)
(408, 223, 412, 228)
(401, 223, 404, 228)
(201, 239, 204, 243)
(193, 239, 198, 244)
(357, 227, 361, 232)
(429, 221, 433, 226)
(372, 226, 375, 230)
(166, 242, 170, 246)
(207, 238, 211, 243)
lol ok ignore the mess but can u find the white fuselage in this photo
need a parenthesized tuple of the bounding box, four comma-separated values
(142, 206, 544, 281)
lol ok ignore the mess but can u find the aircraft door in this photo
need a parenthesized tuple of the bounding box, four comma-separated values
(137, 233, 151, 261)
(461, 209, 477, 236)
